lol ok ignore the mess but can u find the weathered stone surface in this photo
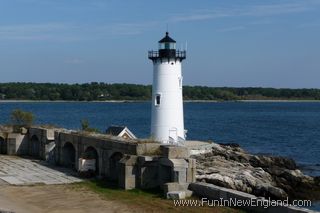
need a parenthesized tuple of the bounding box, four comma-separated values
(193, 143, 320, 201)
(166, 191, 186, 200)
(20, 127, 28, 135)
(0, 155, 82, 185)
(6, 133, 28, 155)
(136, 143, 161, 156)
(163, 182, 189, 193)
(138, 156, 159, 164)
(119, 155, 138, 189)
(159, 158, 188, 168)
(161, 145, 189, 159)
(185, 190, 193, 197)
(186, 158, 196, 183)
(182, 141, 214, 155)
(190, 182, 316, 213)
(139, 165, 159, 189)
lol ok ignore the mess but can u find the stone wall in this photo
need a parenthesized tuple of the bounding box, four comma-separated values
(118, 154, 196, 190)
(7, 133, 28, 155)
(29, 127, 55, 160)
(0, 126, 196, 192)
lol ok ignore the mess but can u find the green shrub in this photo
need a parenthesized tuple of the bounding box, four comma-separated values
(80, 119, 100, 133)
(10, 109, 35, 127)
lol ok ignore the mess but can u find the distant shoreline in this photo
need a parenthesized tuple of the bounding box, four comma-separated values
(1, 83, 320, 102)
(0, 100, 137, 103)
(1, 99, 320, 103)
(238, 99, 320, 102)
(188, 99, 320, 103)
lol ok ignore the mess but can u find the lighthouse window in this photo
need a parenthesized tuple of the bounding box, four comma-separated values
(159, 43, 165, 49)
(159, 42, 176, 50)
(179, 77, 183, 89)
(155, 94, 161, 106)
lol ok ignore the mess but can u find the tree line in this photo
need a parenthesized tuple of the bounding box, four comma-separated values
(0, 82, 319, 101)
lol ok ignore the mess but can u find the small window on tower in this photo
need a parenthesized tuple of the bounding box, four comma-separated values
(179, 77, 183, 89)
(155, 94, 161, 106)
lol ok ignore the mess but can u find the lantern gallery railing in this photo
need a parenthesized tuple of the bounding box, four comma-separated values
(148, 50, 186, 61)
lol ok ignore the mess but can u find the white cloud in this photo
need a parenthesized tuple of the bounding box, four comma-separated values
(171, 11, 231, 22)
(99, 22, 159, 36)
(0, 23, 82, 41)
(170, 1, 320, 23)
(216, 26, 246, 33)
(298, 20, 320, 28)
(12, 0, 110, 9)
(0, 21, 158, 41)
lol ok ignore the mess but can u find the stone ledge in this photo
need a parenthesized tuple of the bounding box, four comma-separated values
(160, 145, 189, 159)
(189, 182, 317, 213)
(167, 191, 186, 200)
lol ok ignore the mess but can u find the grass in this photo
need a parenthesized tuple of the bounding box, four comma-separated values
(71, 180, 245, 213)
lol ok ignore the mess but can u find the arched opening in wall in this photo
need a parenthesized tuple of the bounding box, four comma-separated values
(109, 152, 123, 181)
(82, 146, 99, 175)
(62, 142, 76, 169)
(30, 135, 40, 158)
(0, 137, 7, 155)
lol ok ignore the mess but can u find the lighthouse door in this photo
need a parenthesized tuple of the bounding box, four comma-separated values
(169, 128, 178, 144)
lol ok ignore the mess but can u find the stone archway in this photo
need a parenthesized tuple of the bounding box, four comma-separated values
(109, 152, 123, 181)
(30, 135, 40, 158)
(0, 137, 7, 154)
(62, 142, 76, 169)
(82, 146, 99, 175)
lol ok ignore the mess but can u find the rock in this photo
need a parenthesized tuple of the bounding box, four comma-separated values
(315, 176, 320, 185)
(253, 184, 288, 200)
(163, 182, 189, 194)
(219, 143, 240, 148)
(167, 191, 186, 200)
(249, 155, 296, 170)
(192, 142, 320, 201)
(185, 190, 193, 197)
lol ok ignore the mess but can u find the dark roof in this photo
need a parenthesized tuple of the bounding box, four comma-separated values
(159, 32, 176, 43)
(106, 126, 126, 136)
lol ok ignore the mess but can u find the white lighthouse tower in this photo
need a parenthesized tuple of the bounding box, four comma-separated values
(148, 32, 186, 144)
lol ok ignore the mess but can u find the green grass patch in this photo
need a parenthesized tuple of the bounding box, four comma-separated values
(74, 179, 163, 202)
(70, 179, 246, 213)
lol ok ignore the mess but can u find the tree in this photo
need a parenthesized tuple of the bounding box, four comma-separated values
(10, 109, 35, 126)
(1, 82, 320, 101)
(80, 119, 100, 133)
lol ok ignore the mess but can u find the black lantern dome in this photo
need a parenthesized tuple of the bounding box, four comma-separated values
(159, 32, 176, 43)
(148, 32, 186, 62)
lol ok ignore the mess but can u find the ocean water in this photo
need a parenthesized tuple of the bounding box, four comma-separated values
(0, 101, 319, 176)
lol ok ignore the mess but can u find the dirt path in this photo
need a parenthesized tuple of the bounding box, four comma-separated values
(0, 184, 135, 213)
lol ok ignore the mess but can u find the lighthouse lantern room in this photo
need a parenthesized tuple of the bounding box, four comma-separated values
(148, 32, 186, 144)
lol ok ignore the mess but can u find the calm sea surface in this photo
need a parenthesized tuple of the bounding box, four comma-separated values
(1, 101, 320, 210)
(0, 101, 319, 176)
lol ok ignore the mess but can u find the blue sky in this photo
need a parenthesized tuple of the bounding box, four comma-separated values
(0, 0, 320, 88)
